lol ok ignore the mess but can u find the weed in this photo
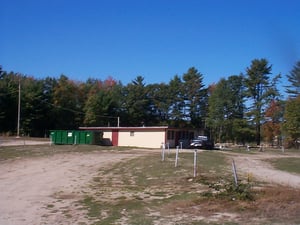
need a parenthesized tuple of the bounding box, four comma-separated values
(203, 179, 255, 201)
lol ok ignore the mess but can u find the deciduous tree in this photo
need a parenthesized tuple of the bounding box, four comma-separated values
(283, 96, 300, 148)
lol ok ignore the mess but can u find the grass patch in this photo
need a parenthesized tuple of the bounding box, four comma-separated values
(0, 144, 134, 161)
(268, 157, 300, 174)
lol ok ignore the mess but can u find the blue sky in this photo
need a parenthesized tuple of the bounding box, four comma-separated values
(1, 0, 300, 91)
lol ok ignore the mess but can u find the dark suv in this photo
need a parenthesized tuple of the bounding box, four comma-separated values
(189, 136, 214, 150)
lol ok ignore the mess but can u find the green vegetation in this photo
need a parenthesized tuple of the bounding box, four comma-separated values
(2, 60, 300, 148)
(268, 157, 300, 174)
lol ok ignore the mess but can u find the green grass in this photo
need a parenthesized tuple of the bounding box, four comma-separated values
(268, 157, 300, 174)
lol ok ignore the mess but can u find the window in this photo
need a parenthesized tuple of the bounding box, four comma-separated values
(168, 130, 174, 140)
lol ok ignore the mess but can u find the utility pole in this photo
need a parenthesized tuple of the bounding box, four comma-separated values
(17, 76, 21, 138)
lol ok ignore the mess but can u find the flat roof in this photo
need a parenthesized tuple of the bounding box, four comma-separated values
(79, 126, 200, 131)
(79, 126, 169, 131)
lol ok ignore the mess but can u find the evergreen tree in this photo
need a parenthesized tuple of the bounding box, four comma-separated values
(244, 58, 281, 145)
(286, 61, 300, 98)
(123, 76, 151, 126)
(168, 75, 185, 127)
(182, 67, 207, 128)
(207, 75, 245, 143)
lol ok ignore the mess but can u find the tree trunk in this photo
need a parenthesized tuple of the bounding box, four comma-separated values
(256, 124, 261, 145)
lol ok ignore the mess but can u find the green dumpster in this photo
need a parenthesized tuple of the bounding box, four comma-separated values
(50, 130, 102, 145)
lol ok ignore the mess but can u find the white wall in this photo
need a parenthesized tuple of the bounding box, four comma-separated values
(103, 131, 112, 139)
(118, 130, 165, 148)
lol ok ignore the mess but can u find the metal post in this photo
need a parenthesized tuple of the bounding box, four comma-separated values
(161, 142, 165, 161)
(193, 149, 197, 177)
(175, 146, 179, 167)
(232, 159, 238, 187)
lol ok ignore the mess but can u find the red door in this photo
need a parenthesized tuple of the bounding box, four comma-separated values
(112, 129, 119, 146)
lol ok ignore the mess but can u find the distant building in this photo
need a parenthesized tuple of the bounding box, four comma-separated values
(79, 126, 204, 148)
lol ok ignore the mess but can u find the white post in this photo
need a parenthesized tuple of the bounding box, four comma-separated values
(175, 146, 179, 167)
(180, 141, 183, 150)
(193, 149, 197, 177)
(232, 159, 238, 187)
(161, 142, 165, 161)
(74, 135, 77, 145)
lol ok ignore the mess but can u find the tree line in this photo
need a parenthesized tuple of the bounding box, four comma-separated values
(1, 58, 300, 147)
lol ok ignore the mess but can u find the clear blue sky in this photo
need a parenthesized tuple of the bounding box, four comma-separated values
(1, 0, 300, 90)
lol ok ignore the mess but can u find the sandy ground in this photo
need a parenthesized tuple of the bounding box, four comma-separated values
(0, 149, 147, 225)
(232, 153, 300, 188)
(0, 138, 50, 147)
(0, 144, 300, 225)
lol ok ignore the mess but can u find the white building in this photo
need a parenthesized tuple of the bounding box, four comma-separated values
(79, 126, 204, 148)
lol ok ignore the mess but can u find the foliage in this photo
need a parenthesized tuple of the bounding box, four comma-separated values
(0, 71, 19, 134)
(244, 58, 281, 145)
(168, 75, 185, 126)
(262, 100, 284, 145)
(83, 77, 121, 126)
(182, 67, 207, 128)
(122, 76, 152, 126)
(0, 60, 290, 147)
(283, 95, 300, 147)
(206, 179, 254, 201)
(286, 60, 300, 98)
(207, 75, 245, 143)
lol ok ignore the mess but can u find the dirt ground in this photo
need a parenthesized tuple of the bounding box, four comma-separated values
(225, 151, 300, 188)
(0, 143, 148, 225)
(0, 142, 300, 225)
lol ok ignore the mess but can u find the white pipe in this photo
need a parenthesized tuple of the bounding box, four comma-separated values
(232, 159, 238, 186)
(193, 149, 197, 177)
(175, 146, 179, 167)
(161, 142, 165, 161)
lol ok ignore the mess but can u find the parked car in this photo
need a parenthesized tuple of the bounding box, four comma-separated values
(189, 136, 214, 150)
